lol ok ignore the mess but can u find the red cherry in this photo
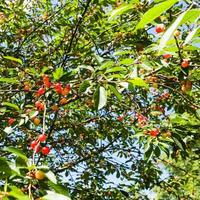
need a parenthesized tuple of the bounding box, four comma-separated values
(38, 134, 47, 142)
(41, 146, 50, 155)
(54, 83, 62, 94)
(117, 116, 123, 122)
(181, 59, 189, 68)
(35, 101, 44, 111)
(43, 75, 51, 88)
(34, 145, 40, 153)
(36, 87, 45, 96)
(150, 129, 159, 137)
(24, 84, 30, 92)
(61, 84, 71, 96)
(8, 118, 15, 125)
(163, 54, 172, 59)
(30, 140, 38, 149)
(155, 24, 165, 33)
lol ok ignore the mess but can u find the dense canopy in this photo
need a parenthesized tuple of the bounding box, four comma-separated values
(0, 0, 199, 199)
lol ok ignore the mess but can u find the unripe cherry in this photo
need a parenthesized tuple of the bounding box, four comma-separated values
(35, 170, 45, 180)
(174, 30, 180, 37)
(59, 98, 68, 105)
(33, 118, 40, 126)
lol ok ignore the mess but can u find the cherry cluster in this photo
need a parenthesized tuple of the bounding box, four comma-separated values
(30, 134, 50, 155)
(155, 24, 190, 68)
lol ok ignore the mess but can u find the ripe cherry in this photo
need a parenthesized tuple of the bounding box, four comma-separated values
(36, 87, 45, 96)
(41, 146, 50, 155)
(155, 24, 165, 33)
(150, 129, 159, 137)
(8, 118, 15, 125)
(117, 116, 123, 122)
(30, 140, 38, 149)
(34, 145, 40, 153)
(163, 54, 172, 59)
(54, 83, 62, 94)
(38, 134, 47, 142)
(181, 59, 189, 68)
(35, 101, 44, 111)
(33, 118, 40, 126)
(61, 84, 71, 96)
(43, 75, 51, 88)
(24, 84, 30, 92)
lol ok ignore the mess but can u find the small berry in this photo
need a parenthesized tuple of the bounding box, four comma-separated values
(59, 98, 68, 105)
(61, 84, 71, 96)
(8, 118, 15, 125)
(41, 146, 50, 155)
(43, 75, 51, 88)
(117, 116, 123, 122)
(38, 134, 47, 142)
(163, 54, 172, 59)
(150, 129, 159, 137)
(36, 87, 45, 96)
(174, 30, 180, 37)
(35, 170, 45, 180)
(181, 59, 189, 68)
(34, 145, 40, 153)
(30, 140, 38, 149)
(51, 104, 59, 112)
(35, 101, 44, 111)
(155, 24, 165, 33)
(24, 84, 30, 92)
(33, 118, 40, 126)
(54, 83, 62, 94)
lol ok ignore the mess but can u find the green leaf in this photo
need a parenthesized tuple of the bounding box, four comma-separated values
(9, 186, 29, 200)
(4, 147, 28, 161)
(78, 80, 90, 93)
(0, 158, 12, 175)
(2, 102, 19, 110)
(135, 0, 178, 31)
(119, 58, 134, 65)
(105, 67, 126, 74)
(154, 145, 161, 157)
(4, 56, 22, 64)
(46, 171, 57, 184)
(53, 67, 64, 80)
(108, 84, 122, 101)
(127, 78, 148, 88)
(183, 27, 200, 46)
(93, 86, 107, 110)
(42, 191, 71, 200)
(0, 78, 19, 84)
(98, 61, 114, 71)
(48, 182, 70, 196)
(144, 144, 154, 162)
(108, 4, 134, 21)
